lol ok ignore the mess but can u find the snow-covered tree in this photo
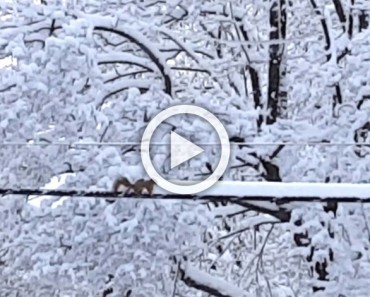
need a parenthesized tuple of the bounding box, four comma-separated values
(1, 0, 370, 296)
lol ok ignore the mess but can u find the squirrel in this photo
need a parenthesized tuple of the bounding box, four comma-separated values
(112, 177, 155, 195)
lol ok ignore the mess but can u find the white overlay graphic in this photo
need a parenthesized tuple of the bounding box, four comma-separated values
(140, 105, 230, 195)
(170, 132, 204, 169)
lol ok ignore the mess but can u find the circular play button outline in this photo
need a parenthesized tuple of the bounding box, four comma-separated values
(140, 104, 230, 195)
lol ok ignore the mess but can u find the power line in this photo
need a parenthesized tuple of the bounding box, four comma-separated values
(0, 141, 369, 147)
(3, 188, 370, 203)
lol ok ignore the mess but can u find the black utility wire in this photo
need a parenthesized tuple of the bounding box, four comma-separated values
(1, 188, 370, 203)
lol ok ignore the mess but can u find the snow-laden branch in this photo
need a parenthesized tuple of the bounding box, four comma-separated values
(159, 28, 213, 73)
(179, 262, 247, 297)
(97, 53, 157, 72)
(0, 83, 16, 93)
(212, 204, 248, 218)
(232, 200, 290, 222)
(216, 215, 278, 241)
(102, 66, 148, 83)
(200, 4, 244, 20)
(90, 16, 172, 96)
(99, 78, 157, 104)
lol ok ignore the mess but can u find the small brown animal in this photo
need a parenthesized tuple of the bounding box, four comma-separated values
(113, 177, 155, 195)
(112, 177, 133, 193)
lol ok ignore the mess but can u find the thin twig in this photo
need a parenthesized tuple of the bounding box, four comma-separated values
(171, 261, 181, 297)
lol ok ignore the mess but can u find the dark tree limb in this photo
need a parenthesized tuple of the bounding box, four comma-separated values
(332, 0, 346, 30)
(310, 0, 343, 114)
(200, 7, 263, 128)
(97, 60, 155, 73)
(359, 8, 369, 31)
(232, 200, 291, 222)
(0, 84, 16, 93)
(94, 26, 172, 96)
(332, 0, 352, 63)
(179, 263, 245, 297)
(310, 0, 331, 60)
(101, 86, 149, 104)
(104, 70, 149, 84)
(267, 0, 287, 125)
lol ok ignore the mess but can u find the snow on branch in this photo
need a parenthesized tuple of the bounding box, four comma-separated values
(158, 28, 215, 77)
(216, 216, 279, 241)
(97, 53, 157, 72)
(99, 79, 157, 104)
(0, 83, 16, 93)
(91, 16, 172, 96)
(179, 262, 247, 297)
(200, 4, 244, 19)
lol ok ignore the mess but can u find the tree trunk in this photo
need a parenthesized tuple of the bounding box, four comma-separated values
(293, 201, 337, 293)
(267, 0, 287, 125)
(359, 10, 369, 31)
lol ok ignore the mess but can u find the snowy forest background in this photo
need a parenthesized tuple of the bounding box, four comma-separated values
(1, 0, 370, 296)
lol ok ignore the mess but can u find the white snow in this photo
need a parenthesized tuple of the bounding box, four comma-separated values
(97, 53, 157, 72)
(154, 180, 370, 199)
(182, 262, 247, 297)
(3, 1, 370, 296)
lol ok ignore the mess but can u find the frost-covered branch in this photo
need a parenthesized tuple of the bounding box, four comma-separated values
(97, 53, 157, 73)
(179, 262, 247, 297)
(99, 79, 157, 104)
(0, 83, 16, 93)
(232, 201, 290, 222)
(94, 24, 172, 96)
(216, 216, 278, 241)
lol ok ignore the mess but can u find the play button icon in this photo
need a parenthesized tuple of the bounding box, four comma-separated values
(141, 104, 230, 195)
(170, 132, 204, 169)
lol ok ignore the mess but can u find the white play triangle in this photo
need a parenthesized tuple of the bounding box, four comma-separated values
(170, 132, 204, 169)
